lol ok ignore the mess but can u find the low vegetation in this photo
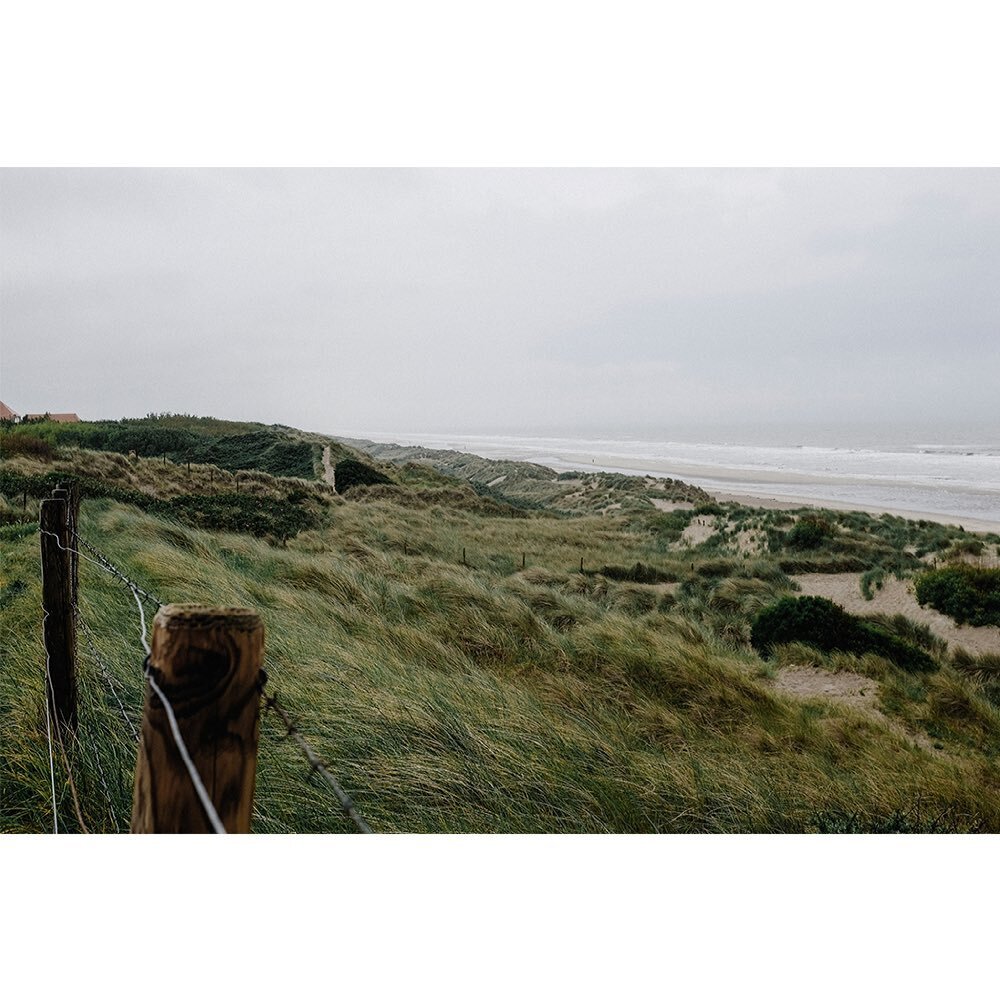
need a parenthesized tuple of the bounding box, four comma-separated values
(750, 595, 938, 673)
(2, 415, 999, 834)
(915, 565, 1000, 627)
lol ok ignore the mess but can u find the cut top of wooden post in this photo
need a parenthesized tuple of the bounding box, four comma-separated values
(131, 604, 264, 834)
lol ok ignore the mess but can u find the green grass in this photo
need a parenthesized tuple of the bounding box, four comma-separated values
(3, 440, 1000, 834)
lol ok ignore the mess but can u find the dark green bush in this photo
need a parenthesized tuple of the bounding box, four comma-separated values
(751, 595, 937, 673)
(20, 419, 316, 480)
(693, 501, 723, 516)
(785, 516, 832, 550)
(0, 469, 317, 541)
(163, 492, 312, 540)
(335, 458, 392, 494)
(0, 432, 56, 461)
(915, 565, 1000, 627)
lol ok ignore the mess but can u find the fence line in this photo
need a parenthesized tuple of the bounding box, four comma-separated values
(36, 500, 375, 834)
(74, 532, 374, 833)
(42, 525, 228, 833)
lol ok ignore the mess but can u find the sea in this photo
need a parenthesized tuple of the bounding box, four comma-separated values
(348, 421, 1000, 530)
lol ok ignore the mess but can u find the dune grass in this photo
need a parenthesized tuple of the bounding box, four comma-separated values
(4, 467, 1000, 833)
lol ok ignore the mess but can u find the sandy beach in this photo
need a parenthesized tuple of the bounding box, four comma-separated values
(539, 452, 1000, 535)
(712, 490, 1000, 535)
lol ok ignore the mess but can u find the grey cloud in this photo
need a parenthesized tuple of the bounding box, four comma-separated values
(1, 168, 997, 434)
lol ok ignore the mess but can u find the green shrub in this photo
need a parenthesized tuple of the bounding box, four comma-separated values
(0, 432, 56, 462)
(21, 419, 317, 479)
(914, 565, 1000, 627)
(785, 516, 832, 550)
(335, 458, 392, 494)
(693, 501, 723, 516)
(165, 492, 315, 541)
(751, 595, 937, 673)
(0, 469, 317, 541)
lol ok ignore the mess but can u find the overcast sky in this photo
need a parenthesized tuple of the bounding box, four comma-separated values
(2, 169, 998, 438)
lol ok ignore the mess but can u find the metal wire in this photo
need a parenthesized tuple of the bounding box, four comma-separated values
(44, 528, 224, 832)
(39, 611, 59, 835)
(73, 532, 162, 609)
(143, 657, 227, 835)
(43, 528, 375, 835)
(78, 609, 140, 741)
(262, 692, 373, 834)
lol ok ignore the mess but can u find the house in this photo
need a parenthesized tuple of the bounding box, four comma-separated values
(0, 401, 19, 422)
(22, 412, 81, 423)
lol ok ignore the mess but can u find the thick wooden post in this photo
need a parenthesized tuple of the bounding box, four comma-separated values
(131, 604, 264, 833)
(40, 496, 78, 731)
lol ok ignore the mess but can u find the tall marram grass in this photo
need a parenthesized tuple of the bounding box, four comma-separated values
(3, 491, 999, 833)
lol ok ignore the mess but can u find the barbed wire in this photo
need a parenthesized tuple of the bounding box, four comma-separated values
(77, 609, 140, 741)
(73, 532, 162, 609)
(262, 692, 373, 834)
(40, 524, 374, 835)
(41, 527, 226, 833)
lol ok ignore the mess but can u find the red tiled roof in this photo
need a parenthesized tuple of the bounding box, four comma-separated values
(0, 401, 18, 420)
(23, 412, 81, 423)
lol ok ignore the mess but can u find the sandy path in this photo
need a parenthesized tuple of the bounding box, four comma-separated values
(793, 573, 1000, 656)
(680, 516, 716, 546)
(648, 498, 694, 513)
(322, 445, 336, 490)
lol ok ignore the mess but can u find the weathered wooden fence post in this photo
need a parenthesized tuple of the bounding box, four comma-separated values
(58, 481, 80, 607)
(40, 494, 78, 731)
(131, 604, 264, 833)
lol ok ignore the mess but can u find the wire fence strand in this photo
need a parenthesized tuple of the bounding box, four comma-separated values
(143, 658, 227, 834)
(78, 609, 140, 741)
(73, 532, 162, 609)
(37, 521, 375, 835)
(263, 692, 373, 834)
(39, 612, 60, 835)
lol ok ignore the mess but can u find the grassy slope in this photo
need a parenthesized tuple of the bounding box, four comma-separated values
(338, 436, 712, 514)
(2, 428, 1000, 834)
